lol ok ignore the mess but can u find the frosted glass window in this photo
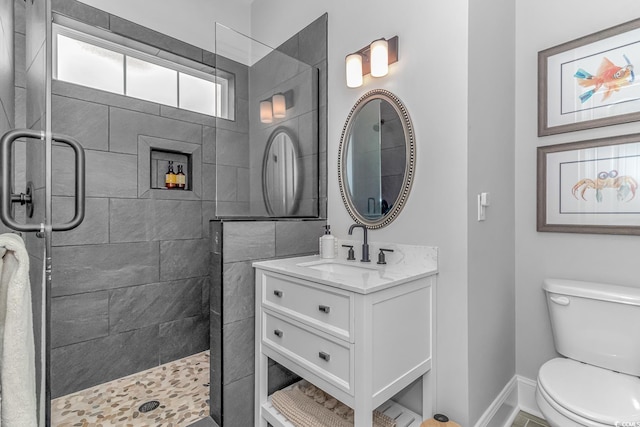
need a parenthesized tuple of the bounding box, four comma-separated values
(54, 25, 234, 119)
(57, 34, 124, 94)
(179, 73, 220, 116)
(126, 57, 178, 106)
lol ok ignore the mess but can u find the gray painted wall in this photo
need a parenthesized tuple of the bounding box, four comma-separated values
(209, 218, 324, 427)
(467, 0, 516, 422)
(515, 0, 640, 382)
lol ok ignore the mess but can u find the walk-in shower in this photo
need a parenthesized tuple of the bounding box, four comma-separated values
(0, 0, 326, 425)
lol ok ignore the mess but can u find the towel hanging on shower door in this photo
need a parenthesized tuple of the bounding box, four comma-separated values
(0, 233, 37, 426)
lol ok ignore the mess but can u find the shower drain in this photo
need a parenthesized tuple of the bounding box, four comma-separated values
(138, 400, 160, 413)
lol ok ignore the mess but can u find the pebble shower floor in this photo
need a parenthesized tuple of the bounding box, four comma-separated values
(51, 351, 210, 426)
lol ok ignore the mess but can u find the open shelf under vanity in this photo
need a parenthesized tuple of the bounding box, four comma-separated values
(262, 381, 423, 427)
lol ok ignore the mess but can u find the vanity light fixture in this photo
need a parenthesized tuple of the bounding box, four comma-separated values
(260, 99, 273, 123)
(345, 36, 398, 88)
(370, 38, 389, 77)
(346, 53, 364, 88)
(260, 93, 288, 123)
(272, 93, 286, 119)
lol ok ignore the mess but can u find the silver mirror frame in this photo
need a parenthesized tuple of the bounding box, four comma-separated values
(262, 126, 302, 216)
(338, 89, 415, 229)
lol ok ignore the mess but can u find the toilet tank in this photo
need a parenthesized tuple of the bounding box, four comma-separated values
(544, 278, 640, 376)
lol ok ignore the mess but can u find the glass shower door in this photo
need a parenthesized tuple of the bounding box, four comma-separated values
(1, 1, 87, 425)
(0, 0, 52, 425)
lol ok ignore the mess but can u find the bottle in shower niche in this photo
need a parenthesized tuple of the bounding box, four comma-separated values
(177, 165, 186, 189)
(165, 161, 177, 189)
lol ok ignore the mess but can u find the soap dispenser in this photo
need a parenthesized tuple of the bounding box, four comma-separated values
(319, 225, 338, 259)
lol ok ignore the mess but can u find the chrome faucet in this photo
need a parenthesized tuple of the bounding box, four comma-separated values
(348, 224, 370, 262)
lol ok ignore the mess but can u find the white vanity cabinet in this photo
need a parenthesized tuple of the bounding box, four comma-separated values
(254, 254, 436, 427)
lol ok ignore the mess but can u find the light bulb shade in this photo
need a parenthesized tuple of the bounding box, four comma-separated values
(370, 38, 389, 77)
(272, 93, 286, 118)
(260, 100, 273, 123)
(345, 53, 363, 88)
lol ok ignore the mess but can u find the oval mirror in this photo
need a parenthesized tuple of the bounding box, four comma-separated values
(263, 127, 301, 216)
(338, 89, 415, 228)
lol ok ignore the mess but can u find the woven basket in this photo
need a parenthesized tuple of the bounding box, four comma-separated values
(271, 383, 396, 427)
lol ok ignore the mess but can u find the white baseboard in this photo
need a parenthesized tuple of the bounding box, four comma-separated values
(516, 375, 544, 419)
(473, 375, 545, 427)
(473, 376, 519, 427)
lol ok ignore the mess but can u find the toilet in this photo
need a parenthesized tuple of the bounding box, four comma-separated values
(536, 279, 640, 426)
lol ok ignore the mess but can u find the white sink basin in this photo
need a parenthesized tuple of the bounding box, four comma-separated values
(254, 247, 438, 294)
(297, 260, 378, 275)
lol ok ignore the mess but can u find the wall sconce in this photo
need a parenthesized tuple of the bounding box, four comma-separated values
(272, 93, 286, 118)
(260, 93, 288, 123)
(260, 100, 273, 123)
(345, 36, 398, 88)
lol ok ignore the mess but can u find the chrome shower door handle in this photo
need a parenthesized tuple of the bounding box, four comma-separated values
(50, 133, 85, 231)
(0, 129, 44, 232)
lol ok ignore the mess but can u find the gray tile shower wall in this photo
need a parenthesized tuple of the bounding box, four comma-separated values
(214, 54, 251, 217)
(47, 81, 214, 396)
(34, 2, 249, 398)
(209, 218, 325, 427)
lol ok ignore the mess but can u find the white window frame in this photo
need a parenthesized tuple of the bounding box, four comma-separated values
(52, 23, 233, 119)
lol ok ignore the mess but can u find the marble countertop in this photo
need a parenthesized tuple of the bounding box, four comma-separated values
(253, 241, 438, 294)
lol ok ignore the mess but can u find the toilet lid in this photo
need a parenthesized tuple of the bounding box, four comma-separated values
(539, 358, 640, 425)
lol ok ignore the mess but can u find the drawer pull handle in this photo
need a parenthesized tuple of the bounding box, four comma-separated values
(318, 351, 331, 362)
(318, 305, 331, 314)
(274, 329, 284, 338)
(273, 290, 283, 297)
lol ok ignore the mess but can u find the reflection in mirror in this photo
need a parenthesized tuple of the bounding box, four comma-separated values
(263, 128, 301, 216)
(339, 90, 415, 229)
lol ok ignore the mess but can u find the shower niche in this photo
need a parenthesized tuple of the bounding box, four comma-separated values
(137, 135, 202, 199)
(150, 149, 191, 190)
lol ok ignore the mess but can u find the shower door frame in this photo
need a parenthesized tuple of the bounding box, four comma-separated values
(0, 0, 87, 424)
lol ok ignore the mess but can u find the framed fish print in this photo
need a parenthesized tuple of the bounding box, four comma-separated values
(538, 133, 640, 235)
(539, 18, 640, 136)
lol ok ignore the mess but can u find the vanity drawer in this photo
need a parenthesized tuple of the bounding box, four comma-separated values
(263, 311, 353, 393)
(262, 273, 352, 341)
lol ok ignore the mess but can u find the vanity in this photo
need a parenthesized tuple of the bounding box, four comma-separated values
(254, 244, 437, 427)
(254, 89, 429, 426)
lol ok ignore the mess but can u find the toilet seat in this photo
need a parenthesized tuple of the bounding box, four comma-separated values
(537, 358, 640, 426)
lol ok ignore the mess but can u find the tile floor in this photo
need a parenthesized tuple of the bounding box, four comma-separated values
(512, 411, 550, 427)
(51, 351, 210, 426)
(50, 356, 547, 427)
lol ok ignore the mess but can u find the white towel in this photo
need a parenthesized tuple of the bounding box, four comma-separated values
(0, 233, 37, 426)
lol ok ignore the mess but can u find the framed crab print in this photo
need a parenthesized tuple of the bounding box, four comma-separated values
(538, 133, 640, 235)
(539, 18, 640, 136)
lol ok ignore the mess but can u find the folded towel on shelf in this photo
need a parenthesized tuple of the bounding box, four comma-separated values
(271, 381, 396, 427)
(0, 233, 37, 426)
